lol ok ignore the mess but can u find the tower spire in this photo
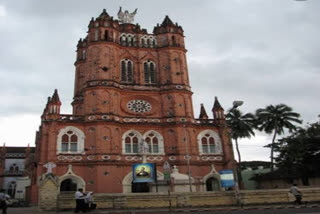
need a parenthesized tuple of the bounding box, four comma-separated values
(212, 96, 225, 120)
(199, 103, 209, 119)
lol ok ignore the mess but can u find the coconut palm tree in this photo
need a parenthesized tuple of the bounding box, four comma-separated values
(226, 108, 256, 186)
(255, 104, 302, 171)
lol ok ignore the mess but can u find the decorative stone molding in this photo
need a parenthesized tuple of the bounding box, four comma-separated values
(58, 164, 86, 191)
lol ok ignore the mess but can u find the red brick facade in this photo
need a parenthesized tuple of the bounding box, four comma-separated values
(30, 9, 236, 204)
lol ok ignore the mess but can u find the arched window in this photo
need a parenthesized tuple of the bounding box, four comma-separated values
(201, 134, 216, 153)
(104, 30, 109, 41)
(120, 34, 126, 45)
(144, 60, 156, 84)
(172, 36, 177, 46)
(145, 132, 158, 153)
(60, 179, 78, 192)
(143, 131, 164, 154)
(9, 163, 19, 172)
(82, 50, 86, 60)
(57, 126, 85, 154)
(123, 130, 141, 154)
(94, 29, 99, 41)
(197, 130, 222, 155)
(141, 38, 146, 47)
(121, 59, 133, 83)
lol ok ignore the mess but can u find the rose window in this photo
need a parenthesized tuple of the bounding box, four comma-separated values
(127, 100, 152, 113)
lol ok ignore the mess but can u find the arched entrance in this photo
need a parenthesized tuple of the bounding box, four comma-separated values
(60, 178, 77, 192)
(131, 182, 149, 193)
(122, 170, 164, 193)
(206, 177, 220, 191)
(58, 165, 86, 192)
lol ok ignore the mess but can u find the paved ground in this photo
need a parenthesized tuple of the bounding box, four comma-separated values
(5, 204, 320, 214)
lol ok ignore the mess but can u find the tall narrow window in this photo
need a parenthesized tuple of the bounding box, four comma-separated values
(143, 131, 164, 154)
(94, 30, 99, 41)
(123, 131, 141, 154)
(145, 133, 160, 154)
(104, 30, 109, 41)
(121, 59, 133, 83)
(82, 50, 86, 60)
(172, 36, 176, 46)
(144, 60, 156, 84)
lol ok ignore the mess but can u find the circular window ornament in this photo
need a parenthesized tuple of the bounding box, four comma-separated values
(127, 99, 152, 113)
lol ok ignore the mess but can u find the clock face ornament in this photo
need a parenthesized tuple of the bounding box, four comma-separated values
(127, 99, 152, 113)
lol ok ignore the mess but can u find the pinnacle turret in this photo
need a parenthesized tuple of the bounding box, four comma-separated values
(51, 89, 61, 104)
(41, 89, 62, 119)
(153, 15, 184, 35)
(161, 15, 175, 27)
(199, 104, 209, 119)
(212, 97, 225, 120)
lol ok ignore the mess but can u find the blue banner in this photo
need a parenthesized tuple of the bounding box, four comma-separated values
(132, 163, 156, 183)
(219, 169, 235, 187)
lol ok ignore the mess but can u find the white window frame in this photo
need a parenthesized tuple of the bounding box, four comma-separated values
(122, 130, 142, 154)
(143, 60, 156, 84)
(143, 130, 165, 155)
(197, 130, 222, 155)
(57, 126, 85, 154)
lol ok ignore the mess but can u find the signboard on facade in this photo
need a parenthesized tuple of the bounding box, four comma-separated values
(219, 169, 235, 187)
(132, 163, 156, 183)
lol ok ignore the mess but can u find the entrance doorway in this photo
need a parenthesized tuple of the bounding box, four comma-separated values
(60, 179, 77, 192)
(206, 177, 220, 191)
(131, 182, 149, 193)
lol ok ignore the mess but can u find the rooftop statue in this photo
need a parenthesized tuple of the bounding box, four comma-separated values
(117, 6, 138, 24)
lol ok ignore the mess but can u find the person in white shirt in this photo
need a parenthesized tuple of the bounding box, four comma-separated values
(0, 189, 10, 214)
(289, 184, 302, 205)
(84, 192, 96, 211)
(74, 188, 86, 213)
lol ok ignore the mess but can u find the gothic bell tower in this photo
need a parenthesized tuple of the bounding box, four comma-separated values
(32, 8, 235, 199)
(72, 9, 194, 121)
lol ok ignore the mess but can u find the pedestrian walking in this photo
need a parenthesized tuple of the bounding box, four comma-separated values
(0, 189, 10, 214)
(289, 183, 302, 205)
(74, 188, 86, 213)
(84, 192, 96, 211)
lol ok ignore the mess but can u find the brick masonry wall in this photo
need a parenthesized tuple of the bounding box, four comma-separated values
(53, 188, 320, 211)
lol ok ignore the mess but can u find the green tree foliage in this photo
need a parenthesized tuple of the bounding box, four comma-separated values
(226, 108, 255, 186)
(274, 122, 320, 185)
(255, 104, 302, 171)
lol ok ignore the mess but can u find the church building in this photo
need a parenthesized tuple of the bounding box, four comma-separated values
(29, 8, 236, 204)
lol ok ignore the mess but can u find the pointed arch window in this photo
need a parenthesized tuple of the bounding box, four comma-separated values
(201, 134, 216, 153)
(145, 132, 160, 153)
(197, 130, 222, 155)
(143, 131, 164, 154)
(124, 131, 140, 154)
(144, 60, 156, 84)
(121, 59, 133, 83)
(61, 131, 78, 152)
(57, 126, 85, 154)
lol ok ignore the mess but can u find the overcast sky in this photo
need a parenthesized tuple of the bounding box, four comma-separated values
(0, 0, 319, 161)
